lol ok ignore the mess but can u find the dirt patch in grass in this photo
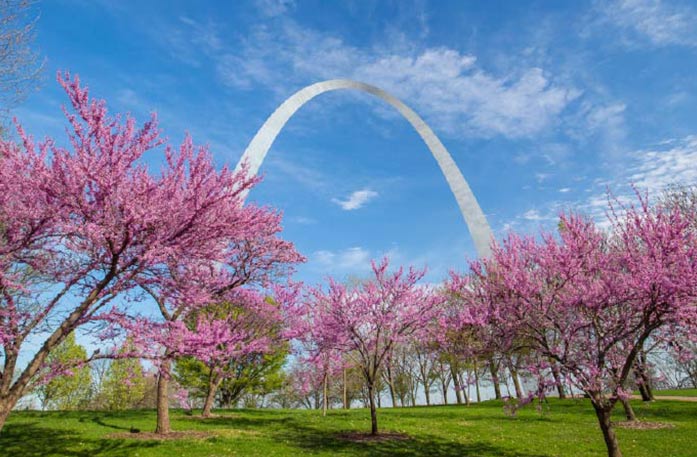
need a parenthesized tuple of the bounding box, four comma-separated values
(614, 421, 676, 430)
(336, 431, 411, 443)
(107, 430, 215, 441)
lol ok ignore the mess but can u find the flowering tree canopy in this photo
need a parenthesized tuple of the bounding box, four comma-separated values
(447, 197, 697, 457)
(0, 73, 301, 432)
(176, 289, 289, 417)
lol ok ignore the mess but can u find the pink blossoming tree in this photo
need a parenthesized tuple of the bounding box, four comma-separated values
(181, 288, 290, 418)
(130, 213, 302, 433)
(0, 73, 301, 433)
(299, 258, 444, 435)
(448, 197, 697, 457)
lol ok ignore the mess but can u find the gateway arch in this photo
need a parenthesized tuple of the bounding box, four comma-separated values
(234, 79, 493, 258)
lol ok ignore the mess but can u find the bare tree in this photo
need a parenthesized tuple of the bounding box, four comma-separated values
(0, 0, 44, 113)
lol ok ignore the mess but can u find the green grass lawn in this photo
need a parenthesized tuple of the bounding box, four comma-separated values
(2, 399, 696, 456)
(651, 388, 697, 397)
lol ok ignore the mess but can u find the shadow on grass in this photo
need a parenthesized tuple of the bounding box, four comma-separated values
(0, 421, 158, 457)
(176, 409, 549, 456)
(209, 409, 547, 457)
(181, 412, 295, 430)
(269, 419, 548, 457)
(91, 416, 132, 431)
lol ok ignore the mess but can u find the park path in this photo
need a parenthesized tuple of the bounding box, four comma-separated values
(630, 395, 697, 402)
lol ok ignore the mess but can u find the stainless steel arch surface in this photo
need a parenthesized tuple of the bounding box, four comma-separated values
(235, 79, 493, 258)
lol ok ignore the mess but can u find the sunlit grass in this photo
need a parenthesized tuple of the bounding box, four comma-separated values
(2, 399, 696, 456)
(652, 388, 697, 397)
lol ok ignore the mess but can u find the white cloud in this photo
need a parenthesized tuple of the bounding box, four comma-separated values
(540, 143, 572, 166)
(576, 101, 627, 154)
(178, 16, 223, 51)
(211, 22, 579, 139)
(255, 0, 296, 17)
(555, 135, 697, 229)
(504, 133, 697, 234)
(627, 135, 697, 191)
(332, 188, 379, 210)
(115, 88, 155, 114)
(585, 102, 626, 132)
(535, 173, 550, 183)
(146, 16, 224, 66)
(498, 207, 559, 239)
(313, 247, 371, 271)
(290, 216, 316, 225)
(522, 209, 545, 221)
(599, 0, 697, 47)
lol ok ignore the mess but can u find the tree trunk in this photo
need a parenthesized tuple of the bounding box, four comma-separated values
(343, 368, 349, 409)
(451, 365, 463, 404)
(568, 379, 576, 398)
(510, 364, 524, 399)
(424, 384, 431, 406)
(635, 351, 654, 401)
(322, 373, 328, 417)
(387, 372, 397, 408)
(460, 373, 470, 406)
(619, 397, 637, 421)
(367, 383, 378, 435)
(441, 380, 448, 405)
(551, 362, 567, 399)
(0, 398, 13, 433)
(643, 380, 654, 401)
(202, 374, 222, 418)
(201, 386, 216, 418)
(474, 361, 481, 403)
(377, 389, 382, 408)
(155, 359, 171, 434)
(636, 382, 651, 402)
(489, 359, 502, 400)
(221, 388, 234, 409)
(593, 403, 623, 457)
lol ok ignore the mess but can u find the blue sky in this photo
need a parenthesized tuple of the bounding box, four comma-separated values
(13, 0, 697, 285)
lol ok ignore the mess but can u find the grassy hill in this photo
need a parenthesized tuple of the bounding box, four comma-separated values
(2, 399, 696, 456)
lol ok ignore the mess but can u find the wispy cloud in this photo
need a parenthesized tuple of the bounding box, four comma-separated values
(145, 16, 222, 66)
(565, 100, 628, 155)
(627, 135, 697, 191)
(255, 0, 296, 17)
(507, 135, 697, 233)
(332, 188, 379, 210)
(522, 209, 546, 221)
(598, 0, 697, 47)
(584, 102, 627, 147)
(312, 247, 371, 272)
(264, 154, 329, 191)
(535, 173, 550, 183)
(289, 216, 316, 225)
